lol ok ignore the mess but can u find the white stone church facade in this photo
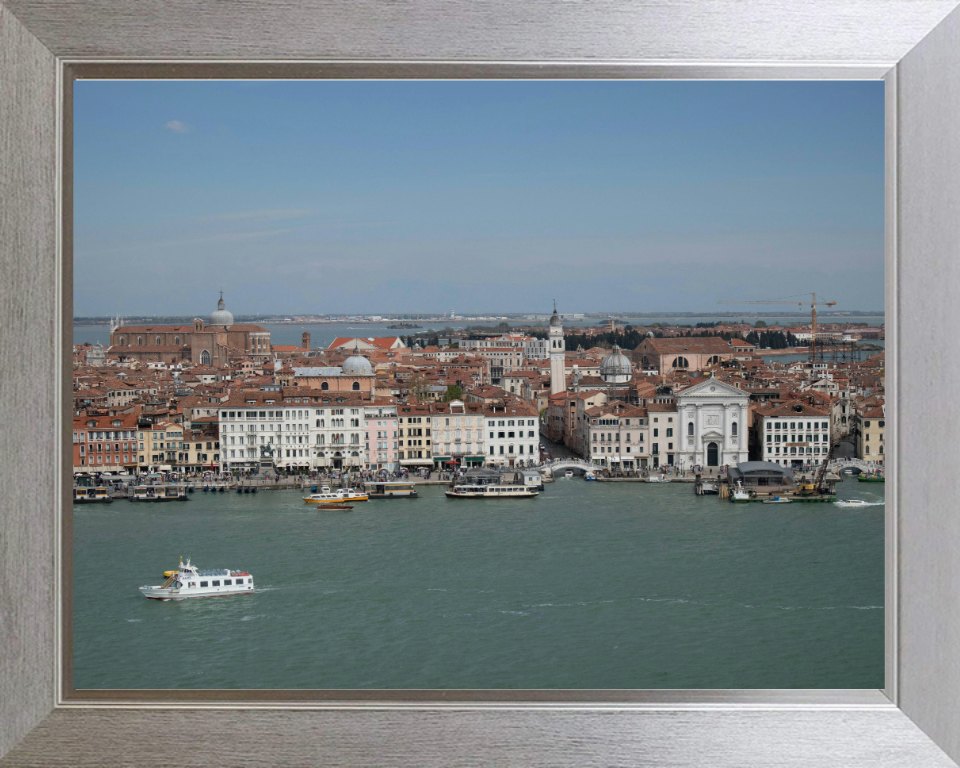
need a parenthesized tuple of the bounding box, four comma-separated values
(675, 379, 750, 469)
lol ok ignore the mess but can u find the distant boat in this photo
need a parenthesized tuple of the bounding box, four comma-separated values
(762, 496, 792, 504)
(835, 499, 870, 507)
(564, 470, 574, 478)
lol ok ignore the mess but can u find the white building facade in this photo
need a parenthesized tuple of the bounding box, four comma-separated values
(549, 307, 565, 395)
(674, 379, 750, 469)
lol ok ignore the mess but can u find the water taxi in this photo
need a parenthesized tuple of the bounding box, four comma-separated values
(130, 485, 188, 502)
(366, 481, 419, 499)
(140, 558, 254, 600)
(584, 471, 596, 481)
(564, 470, 574, 478)
(835, 499, 871, 507)
(303, 486, 369, 504)
(73, 487, 113, 504)
(445, 483, 539, 499)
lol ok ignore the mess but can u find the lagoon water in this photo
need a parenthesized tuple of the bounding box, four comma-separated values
(73, 477, 883, 689)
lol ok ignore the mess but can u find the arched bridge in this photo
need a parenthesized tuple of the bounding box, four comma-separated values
(535, 458, 596, 474)
(826, 457, 883, 473)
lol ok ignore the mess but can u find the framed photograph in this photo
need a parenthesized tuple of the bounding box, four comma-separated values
(2, 1, 960, 765)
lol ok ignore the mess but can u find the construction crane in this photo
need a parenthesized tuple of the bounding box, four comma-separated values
(717, 293, 837, 363)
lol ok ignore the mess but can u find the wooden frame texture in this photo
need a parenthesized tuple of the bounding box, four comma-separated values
(2, 1, 960, 765)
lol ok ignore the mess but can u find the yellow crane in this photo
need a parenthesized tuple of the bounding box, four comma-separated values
(718, 293, 837, 362)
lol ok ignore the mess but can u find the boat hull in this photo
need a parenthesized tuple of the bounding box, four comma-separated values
(445, 491, 539, 498)
(140, 587, 254, 600)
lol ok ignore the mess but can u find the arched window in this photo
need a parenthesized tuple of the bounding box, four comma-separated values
(317, 435, 324, 445)
(672, 357, 689, 369)
(156, 336, 161, 345)
(687, 422, 694, 436)
(321, 382, 329, 391)
(119, 336, 125, 346)
(708, 355, 721, 364)
(731, 422, 738, 436)
(137, 336, 143, 346)
(200, 350, 210, 366)
(879, 445, 884, 455)
(352, 382, 360, 391)
(641, 356, 649, 366)
(174, 336, 180, 345)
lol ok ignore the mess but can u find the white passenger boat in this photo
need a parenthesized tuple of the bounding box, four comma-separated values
(303, 486, 369, 504)
(835, 499, 870, 507)
(445, 483, 539, 499)
(139, 559, 254, 600)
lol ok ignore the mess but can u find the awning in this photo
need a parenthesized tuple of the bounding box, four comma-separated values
(400, 458, 433, 465)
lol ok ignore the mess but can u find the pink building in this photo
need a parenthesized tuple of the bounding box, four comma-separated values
(364, 402, 399, 470)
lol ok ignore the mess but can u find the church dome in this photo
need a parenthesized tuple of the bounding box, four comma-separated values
(210, 293, 234, 327)
(549, 308, 562, 327)
(600, 344, 633, 382)
(342, 353, 374, 376)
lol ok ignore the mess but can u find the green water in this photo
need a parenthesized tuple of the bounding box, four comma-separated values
(73, 477, 884, 689)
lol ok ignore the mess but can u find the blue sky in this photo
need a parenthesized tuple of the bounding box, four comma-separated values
(74, 80, 884, 316)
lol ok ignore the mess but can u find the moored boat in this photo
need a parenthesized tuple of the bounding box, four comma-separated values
(857, 473, 885, 483)
(73, 487, 113, 504)
(646, 476, 671, 483)
(140, 558, 254, 600)
(366, 481, 419, 499)
(130, 485, 188, 502)
(762, 496, 792, 504)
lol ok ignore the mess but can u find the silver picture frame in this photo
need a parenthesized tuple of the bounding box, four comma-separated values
(2, 1, 959, 764)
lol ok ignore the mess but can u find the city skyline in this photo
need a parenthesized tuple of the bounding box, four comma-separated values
(75, 80, 884, 316)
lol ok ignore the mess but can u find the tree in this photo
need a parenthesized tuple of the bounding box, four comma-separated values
(409, 372, 429, 403)
(442, 384, 463, 402)
(754, 320, 767, 328)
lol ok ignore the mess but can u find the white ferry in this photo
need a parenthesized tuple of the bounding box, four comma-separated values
(366, 481, 419, 499)
(73, 487, 113, 504)
(303, 486, 369, 504)
(445, 484, 539, 499)
(139, 558, 254, 600)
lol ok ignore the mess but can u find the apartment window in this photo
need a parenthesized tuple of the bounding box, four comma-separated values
(653, 429, 658, 437)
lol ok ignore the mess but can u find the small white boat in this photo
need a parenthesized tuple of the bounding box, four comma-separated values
(646, 476, 671, 483)
(835, 499, 870, 507)
(731, 482, 752, 503)
(564, 470, 574, 478)
(584, 472, 596, 481)
(762, 496, 793, 504)
(140, 558, 254, 600)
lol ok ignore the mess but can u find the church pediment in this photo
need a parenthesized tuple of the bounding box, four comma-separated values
(700, 429, 724, 439)
(676, 379, 747, 401)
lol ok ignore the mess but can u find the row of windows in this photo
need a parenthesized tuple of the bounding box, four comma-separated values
(490, 431, 536, 439)
(767, 433, 826, 443)
(196, 578, 247, 587)
(862, 421, 885, 428)
(766, 421, 829, 430)
(488, 445, 532, 455)
(594, 433, 643, 442)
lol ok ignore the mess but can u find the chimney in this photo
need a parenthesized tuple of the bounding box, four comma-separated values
(302, 332, 311, 351)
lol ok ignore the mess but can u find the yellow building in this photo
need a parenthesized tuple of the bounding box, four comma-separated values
(855, 403, 885, 464)
(137, 421, 185, 472)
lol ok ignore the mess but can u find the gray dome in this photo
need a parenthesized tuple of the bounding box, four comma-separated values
(342, 354, 374, 376)
(549, 308, 562, 327)
(600, 344, 633, 382)
(210, 293, 234, 327)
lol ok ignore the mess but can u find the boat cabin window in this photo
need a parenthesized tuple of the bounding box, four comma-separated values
(200, 581, 208, 587)
(212, 580, 220, 586)
(236, 578, 244, 584)
(224, 579, 232, 585)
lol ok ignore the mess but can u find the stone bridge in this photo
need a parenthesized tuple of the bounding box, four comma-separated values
(826, 457, 883, 473)
(535, 458, 596, 474)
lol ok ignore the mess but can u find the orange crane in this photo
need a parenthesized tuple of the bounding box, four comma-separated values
(718, 293, 837, 363)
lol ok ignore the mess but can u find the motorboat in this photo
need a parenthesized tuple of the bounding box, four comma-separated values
(584, 471, 597, 481)
(762, 496, 793, 504)
(140, 558, 254, 600)
(835, 499, 871, 507)
(564, 470, 574, 478)
(731, 482, 752, 503)
(303, 486, 369, 504)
